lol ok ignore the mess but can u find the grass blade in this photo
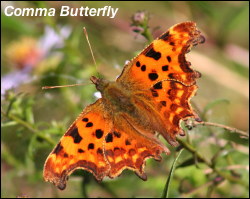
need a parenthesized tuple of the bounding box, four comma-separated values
(161, 148, 184, 198)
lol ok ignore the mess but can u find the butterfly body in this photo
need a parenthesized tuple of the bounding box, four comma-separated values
(44, 21, 205, 190)
(93, 77, 134, 113)
(92, 75, 176, 145)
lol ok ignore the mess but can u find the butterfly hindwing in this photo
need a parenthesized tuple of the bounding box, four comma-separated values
(150, 80, 200, 141)
(43, 99, 111, 190)
(103, 113, 170, 180)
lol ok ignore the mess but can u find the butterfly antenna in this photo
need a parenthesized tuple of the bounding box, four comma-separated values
(83, 27, 100, 78)
(42, 82, 91, 90)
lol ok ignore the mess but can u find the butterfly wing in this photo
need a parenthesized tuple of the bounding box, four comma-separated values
(103, 113, 170, 180)
(148, 80, 199, 144)
(116, 22, 204, 144)
(117, 21, 205, 88)
(44, 100, 170, 189)
(43, 99, 112, 190)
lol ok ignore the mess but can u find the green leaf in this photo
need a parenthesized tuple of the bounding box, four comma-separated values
(1, 121, 18, 127)
(176, 156, 204, 169)
(217, 2, 249, 47)
(201, 98, 230, 119)
(161, 149, 184, 198)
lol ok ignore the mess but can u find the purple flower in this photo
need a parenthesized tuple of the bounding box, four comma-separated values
(2, 26, 72, 96)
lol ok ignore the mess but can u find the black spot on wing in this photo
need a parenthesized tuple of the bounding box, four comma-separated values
(159, 31, 170, 41)
(162, 65, 169, 71)
(97, 148, 103, 154)
(145, 47, 161, 60)
(69, 127, 83, 143)
(160, 101, 167, 107)
(136, 61, 141, 67)
(151, 89, 159, 97)
(95, 129, 104, 139)
(88, 143, 95, 150)
(125, 139, 131, 145)
(153, 82, 162, 89)
(52, 142, 63, 154)
(148, 73, 158, 81)
(168, 73, 175, 79)
(82, 117, 88, 122)
(169, 42, 175, 46)
(78, 148, 85, 153)
(105, 133, 113, 143)
(113, 131, 121, 138)
(86, 122, 93, 127)
(167, 56, 171, 62)
(63, 153, 68, 158)
(141, 65, 146, 71)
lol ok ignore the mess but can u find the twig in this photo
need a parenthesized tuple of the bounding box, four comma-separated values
(204, 165, 249, 174)
(193, 121, 248, 139)
(177, 138, 249, 188)
(180, 179, 219, 198)
(1, 110, 55, 145)
(98, 182, 119, 198)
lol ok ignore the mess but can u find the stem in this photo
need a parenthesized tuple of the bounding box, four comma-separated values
(98, 182, 119, 198)
(177, 138, 212, 167)
(142, 27, 154, 42)
(193, 121, 248, 139)
(177, 138, 249, 188)
(81, 176, 88, 198)
(1, 110, 55, 145)
(180, 180, 215, 197)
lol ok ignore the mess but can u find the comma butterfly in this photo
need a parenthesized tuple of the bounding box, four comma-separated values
(43, 21, 205, 190)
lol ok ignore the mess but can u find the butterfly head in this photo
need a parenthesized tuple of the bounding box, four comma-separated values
(90, 76, 109, 92)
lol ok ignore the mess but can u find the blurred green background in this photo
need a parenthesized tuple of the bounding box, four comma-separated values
(1, 1, 249, 198)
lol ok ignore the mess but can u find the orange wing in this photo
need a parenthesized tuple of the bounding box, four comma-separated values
(117, 22, 204, 144)
(117, 21, 205, 88)
(148, 81, 199, 145)
(43, 99, 111, 190)
(104, 113, 170, 180)
(43, 100, 169, 189)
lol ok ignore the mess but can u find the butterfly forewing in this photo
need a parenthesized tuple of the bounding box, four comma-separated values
(117, 21, 204, 88)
